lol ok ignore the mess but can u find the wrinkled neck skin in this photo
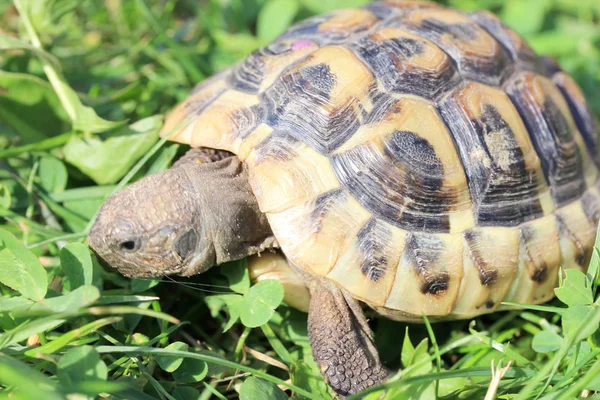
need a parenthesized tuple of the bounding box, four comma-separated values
(88, 153, 276, 278)
(188, 156, 276, 268)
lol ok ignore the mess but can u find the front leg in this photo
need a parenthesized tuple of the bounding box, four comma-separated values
(307, 279, 388, 397)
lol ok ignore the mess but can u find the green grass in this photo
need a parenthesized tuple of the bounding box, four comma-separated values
(1, 0, 600, 399)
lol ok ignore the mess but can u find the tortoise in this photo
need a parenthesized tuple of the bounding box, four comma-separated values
(88, 0, 600, 396)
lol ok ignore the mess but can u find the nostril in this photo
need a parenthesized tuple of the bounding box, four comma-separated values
(120, 239, 139, 252)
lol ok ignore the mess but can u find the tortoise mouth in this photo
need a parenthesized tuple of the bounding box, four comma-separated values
(172, 243, 215, 277)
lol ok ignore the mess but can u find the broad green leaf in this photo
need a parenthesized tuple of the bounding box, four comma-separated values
(257, 0, 299, 42)
(401, 327, 415, 368)
(156, 342, 189, 372)
(222, 258, 251, 294)
(60, 242, 94, 289)
(532, 330, 564, 353)
(408, 338, 432, 375)
(240, 279, 284, 328)
(562, 305, 600, 342)
(555, 268, 594, 306)
(172, 386, 202, 400)
(39, 156, 68, 193)
(65, 80, 125, 133)
(438, 377, 469, 397)
(0, 296, 34, 312)
(8, 0, 123, 136)
(240, 376, 289, 400)
(63, 197, 104, 220)
(206, 294, 244, 332)
(64, 116, 162, 185)
(387, 339, 434, 400)
(131, 277, 161, 292)
(0, 229, 47, 301)
(144, 143, 179, 176)
(57, 346, 108, 388)
(0, 71, 69, 144)
(172, 357, 208, 382)
(30, 285, 100, 313)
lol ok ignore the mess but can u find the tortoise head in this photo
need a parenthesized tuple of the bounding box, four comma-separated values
(88, 164, 216, 278)
(88, 151, 274, 278)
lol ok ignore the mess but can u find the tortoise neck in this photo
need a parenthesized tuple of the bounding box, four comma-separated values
(178, 151, 276, 270)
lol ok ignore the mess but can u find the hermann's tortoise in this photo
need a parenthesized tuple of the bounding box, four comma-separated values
(89, 0, 600, 396)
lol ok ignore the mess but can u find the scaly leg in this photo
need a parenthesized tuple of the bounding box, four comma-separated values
(307, 279, 388, 397)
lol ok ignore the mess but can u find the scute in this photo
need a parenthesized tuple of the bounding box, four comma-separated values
(384, 7, 512, 85)
(161, 1, 600, 321)
(439, 82, 552, 226)
(262, 45, 375, 155)
(349, 28, 459, 100)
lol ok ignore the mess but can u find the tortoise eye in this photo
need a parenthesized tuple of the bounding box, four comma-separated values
(120, 239, 139, 252)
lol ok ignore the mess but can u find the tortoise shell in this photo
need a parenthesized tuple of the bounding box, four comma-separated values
(161, 0, 600, 320)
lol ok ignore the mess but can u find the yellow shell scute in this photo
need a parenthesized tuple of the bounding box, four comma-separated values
(267, 191, 371, 277)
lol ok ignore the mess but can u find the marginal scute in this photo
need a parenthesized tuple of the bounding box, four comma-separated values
(349, 28, 459, 100)
(385, 232, 463, 315)
(176, 90, 263, 151)
(466, 10, 538, 72)
(581, 182, 600, 223)
(506, 72, 597, 205)
(327, 218, 406, 306)
(263, 46, 375, 155)
(266, 190, 372, 277)
(318, 8, 379, 34)
(387, 8, 511, 85)
(229, 39, 319, 94)
(362, 0, 440, 20)
(555, 200, 597, 271)
(452, 227, 519, 317)
(279, 8, 378, 45)
(333, 97, 473, 233)
(439, 82, 551, 226)
(246, 135, 340, 214)
(551, 71, 600, 167)
(160, 74, 228, 143)
(503, 215, 561, 305)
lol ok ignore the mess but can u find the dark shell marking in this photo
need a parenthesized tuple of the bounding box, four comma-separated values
(350, 31, 459, 100)
(506, 73, 587, 207)
(551, 72, 600, 167)
(385, 8, 512, 86)
(405, 234, 450, 295)
(357, 218, 392, 282)
(464, 230, 498, 286)
(262, 57, 364, 154)
(332, 130, 451, 232)
(439, 84, 546, 226)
